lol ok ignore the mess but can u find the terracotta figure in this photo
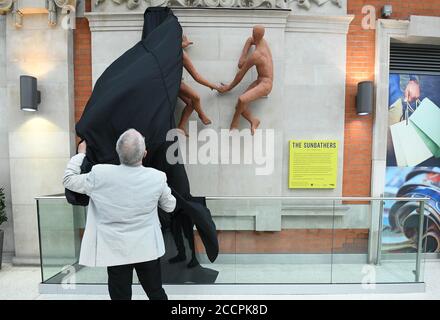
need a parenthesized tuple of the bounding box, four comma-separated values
(218, 25, 273, 135)
(177, 35, 220, 136)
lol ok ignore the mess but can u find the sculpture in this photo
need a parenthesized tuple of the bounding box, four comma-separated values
(177, 35, 220, 136)
(67, 7, 219, 264)
(7, 0, 77, 27)
(296, 0, 342, 10)
(96, 0, 289, 9)
(0, 0, 13, 14)
(218, 25, 273, 135)
(93, 0, 343, 9)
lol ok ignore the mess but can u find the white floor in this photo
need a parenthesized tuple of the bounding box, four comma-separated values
(43, 261, 418, 284)
(0, 261, 439, 300)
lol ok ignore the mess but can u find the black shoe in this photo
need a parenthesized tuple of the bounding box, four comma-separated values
(168, 254, 186, 264)
(187, 257, 200, 268)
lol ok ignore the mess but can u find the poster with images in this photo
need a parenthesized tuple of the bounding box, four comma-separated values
(383, 73, 440, 253)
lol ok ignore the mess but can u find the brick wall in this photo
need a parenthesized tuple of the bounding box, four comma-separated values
(73, 0, 92, 124)
(343, 0, 440, 197)
(195, 229, 370, 254)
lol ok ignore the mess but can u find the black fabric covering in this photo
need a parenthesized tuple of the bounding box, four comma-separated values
(161, 230, 219, 284)
(65, 7, 218, 263)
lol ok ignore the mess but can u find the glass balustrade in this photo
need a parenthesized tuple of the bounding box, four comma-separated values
(36, 195, 428, 288)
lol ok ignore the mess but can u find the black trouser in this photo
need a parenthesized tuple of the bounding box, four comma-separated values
(171, 210, 196, 258)
(107, 259, 167, 300)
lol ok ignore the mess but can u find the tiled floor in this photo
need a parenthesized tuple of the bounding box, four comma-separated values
(0, 261, 439, 300)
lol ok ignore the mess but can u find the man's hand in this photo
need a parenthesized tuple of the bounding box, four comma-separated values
(405, 80, 421, 103)
(78, 140, 87, 154)
(217, 83, 231, 94)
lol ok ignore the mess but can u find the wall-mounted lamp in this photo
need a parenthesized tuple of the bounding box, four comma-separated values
(20, 75, 41, 112)
(356, 81, 374, 116)
(382, 5, 393, 18)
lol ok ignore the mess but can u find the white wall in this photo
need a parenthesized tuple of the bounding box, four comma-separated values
(86, 9, 360, 231)
(87, 9, 351, 198)
(0, 15, 15, 260)
(5, 13, 75, 264)
(178, 14, 286, 198)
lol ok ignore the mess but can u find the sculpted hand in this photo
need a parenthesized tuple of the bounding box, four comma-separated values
(78, 140, 87, 154)
(217, 83, 230, 94)
(405, 80, 420, 103)
(238, 59, 245, 69)
(181, 35, 193, 49)
(182, 40, 193, 49)
(209, 83, 220, 91)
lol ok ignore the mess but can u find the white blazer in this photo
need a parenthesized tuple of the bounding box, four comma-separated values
(63, 153, 176, 267)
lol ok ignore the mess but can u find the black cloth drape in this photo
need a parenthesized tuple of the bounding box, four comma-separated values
(65, 7, 218, 262)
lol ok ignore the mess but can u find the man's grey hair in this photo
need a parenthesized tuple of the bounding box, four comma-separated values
(116, 129, 146, 166)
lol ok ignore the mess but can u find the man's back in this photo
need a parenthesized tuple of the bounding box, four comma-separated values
(90, 164, 168, 226)
(63, 128, 176, 300)
(63, 153, 176, 267)
(82, 164, 173, 266)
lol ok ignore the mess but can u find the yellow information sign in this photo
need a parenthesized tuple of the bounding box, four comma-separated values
(289, 140, 338, 189)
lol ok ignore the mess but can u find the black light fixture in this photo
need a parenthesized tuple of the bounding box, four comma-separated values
(20, 75, 41, 112)
(356, 81, 374, 116)
(382, 5, 393, 18)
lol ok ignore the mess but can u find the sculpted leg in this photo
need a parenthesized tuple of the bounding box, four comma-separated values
(230, 99, 244, 131)
(177, 93, 194, 136)
(230, 82, 262, 135)
(241, 110, 260, 136)
(180, 82, 212, 125)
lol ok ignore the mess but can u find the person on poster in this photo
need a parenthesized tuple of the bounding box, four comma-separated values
(389, 74, 440, 122)
(63, 129, 176, 300)
(387, 73, 440, 166)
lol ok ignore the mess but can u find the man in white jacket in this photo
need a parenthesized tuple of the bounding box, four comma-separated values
(63, 129, 176, 300)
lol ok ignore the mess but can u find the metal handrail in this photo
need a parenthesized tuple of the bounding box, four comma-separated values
(415, 201, 426, 283)
(35, 194, 429, 283)
(207, 197, 429, 201)
(35, 195, 430, 201)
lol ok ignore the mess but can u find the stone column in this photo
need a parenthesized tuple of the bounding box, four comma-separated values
(5, 12, 75, 265)
(0, 15, 15, 262)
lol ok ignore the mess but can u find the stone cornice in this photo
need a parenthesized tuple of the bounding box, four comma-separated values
(86, 11, 144, 31)
(86, 8, 354, 33)
(377, 18, 409, 32)
(286, 14, 354, 34)
(408, 15, 440, 38)
(86, 8, 291, 31)
(173, 7, 291, 28)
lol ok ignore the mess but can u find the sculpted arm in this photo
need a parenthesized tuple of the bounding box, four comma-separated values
(219, 56, 254, 93)
(183, 51, 218, 90)
(238, 37, 253, 69)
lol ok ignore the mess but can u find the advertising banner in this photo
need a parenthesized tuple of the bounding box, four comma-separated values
(384, 73, 440, 253)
